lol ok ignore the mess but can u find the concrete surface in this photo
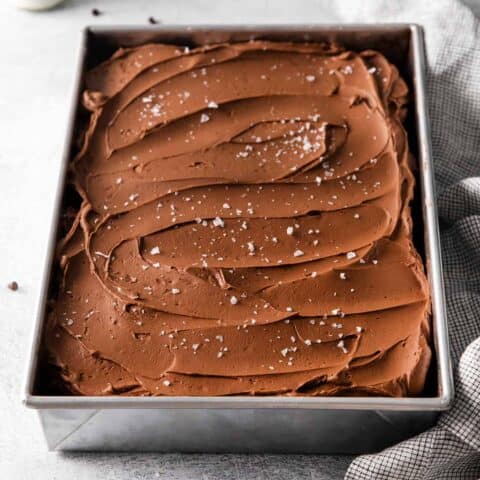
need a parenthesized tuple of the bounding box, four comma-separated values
(1, 0, 478, 478)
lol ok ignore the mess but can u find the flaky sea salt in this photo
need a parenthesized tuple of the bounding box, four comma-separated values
(212, 217, 225, 227)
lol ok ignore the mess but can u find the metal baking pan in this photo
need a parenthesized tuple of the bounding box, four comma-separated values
(23, 24, 453, 453)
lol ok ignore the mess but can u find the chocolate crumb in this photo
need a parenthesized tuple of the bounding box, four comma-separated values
(8, 281, 18, 291)
(91, 8, 102, 16)
(148, 16, 159, 24)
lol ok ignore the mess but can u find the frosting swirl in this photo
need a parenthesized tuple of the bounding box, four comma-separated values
(44, 41, 431, 397)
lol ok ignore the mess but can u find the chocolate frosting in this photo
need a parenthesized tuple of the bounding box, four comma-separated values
(44, 40, 431, 397)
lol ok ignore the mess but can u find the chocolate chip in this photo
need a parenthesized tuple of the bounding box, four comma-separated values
(7, 281, 18, 291)
(91, 8, 102, 16)
(148, 16, 159, 24)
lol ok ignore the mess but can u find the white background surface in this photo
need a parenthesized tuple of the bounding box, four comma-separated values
(1, 1, 478, 479)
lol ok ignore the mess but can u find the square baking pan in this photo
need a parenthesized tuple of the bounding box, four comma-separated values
(23, 24, 454, 453)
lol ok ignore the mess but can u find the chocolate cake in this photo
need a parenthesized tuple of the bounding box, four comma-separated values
(44, 40, 431, 396)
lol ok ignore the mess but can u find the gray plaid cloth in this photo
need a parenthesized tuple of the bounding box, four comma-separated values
(337, 0, 480, 478)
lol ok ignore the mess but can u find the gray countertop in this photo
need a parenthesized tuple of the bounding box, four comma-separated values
(1, 0, 477, 478)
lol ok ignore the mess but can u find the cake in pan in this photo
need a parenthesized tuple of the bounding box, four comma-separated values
(44, 40, 431, 396)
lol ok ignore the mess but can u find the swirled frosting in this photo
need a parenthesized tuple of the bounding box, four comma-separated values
(44, 40, 431, 397)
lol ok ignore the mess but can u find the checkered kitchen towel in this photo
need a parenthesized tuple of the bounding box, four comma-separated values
(335, 0, 480, 478)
